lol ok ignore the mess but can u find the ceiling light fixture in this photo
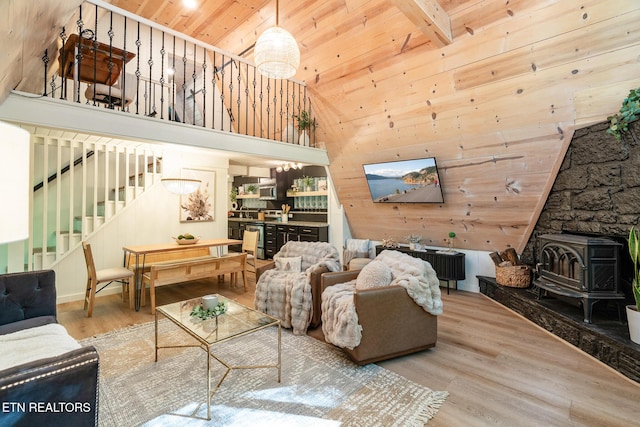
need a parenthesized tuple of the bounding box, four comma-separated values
(254, 0, 300, 80)
(183, 0, 197, 9)
(276, 162, 302, 173)
(161, 178, 201, 195)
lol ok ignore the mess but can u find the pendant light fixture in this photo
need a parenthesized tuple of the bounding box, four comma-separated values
(254, 0, 300, 80)
(161, 178, 201, 195)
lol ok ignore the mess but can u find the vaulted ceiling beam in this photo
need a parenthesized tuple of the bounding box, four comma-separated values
(391, 0, 452, 47)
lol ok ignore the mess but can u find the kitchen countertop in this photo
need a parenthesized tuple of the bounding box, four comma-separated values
(228, 217, 328, 227)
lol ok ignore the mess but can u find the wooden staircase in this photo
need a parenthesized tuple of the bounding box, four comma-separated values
(27, 133, 163, 271)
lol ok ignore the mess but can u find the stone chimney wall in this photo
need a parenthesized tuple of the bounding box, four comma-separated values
(521, 121, 640, 266)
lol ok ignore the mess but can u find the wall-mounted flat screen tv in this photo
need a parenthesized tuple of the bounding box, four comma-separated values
(363, 157, 444, 203)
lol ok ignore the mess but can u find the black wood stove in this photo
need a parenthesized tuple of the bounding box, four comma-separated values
(533, 233, 626, 323)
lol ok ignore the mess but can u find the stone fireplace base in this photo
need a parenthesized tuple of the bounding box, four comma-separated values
(478, 276, 640, 383)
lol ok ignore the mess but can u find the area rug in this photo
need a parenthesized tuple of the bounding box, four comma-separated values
(81, 320, 447, 426)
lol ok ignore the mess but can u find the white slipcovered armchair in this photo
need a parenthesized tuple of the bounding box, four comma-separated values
(343, 238, 375, 270)
(254, 241, 341, 334)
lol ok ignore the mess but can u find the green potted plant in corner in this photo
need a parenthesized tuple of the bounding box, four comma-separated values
(627, 226, 640, 344)
(607, 87, 640, 141)
(302, 175, 314, 192)
(294, 110, 316, 147)
(229, 187, 238, 210)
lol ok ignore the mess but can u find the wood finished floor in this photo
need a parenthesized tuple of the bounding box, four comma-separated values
(58, 266, 640, 426)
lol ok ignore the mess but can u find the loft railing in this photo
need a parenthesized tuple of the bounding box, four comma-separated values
(39, 0, 318, 148)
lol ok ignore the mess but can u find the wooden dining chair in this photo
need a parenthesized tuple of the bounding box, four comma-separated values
(223, 230, 258, 286)
(82, 241, 135, 317)
(241, 230, 259, 271)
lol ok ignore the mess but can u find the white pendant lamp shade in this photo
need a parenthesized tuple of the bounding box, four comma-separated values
(0, 122, 29, 244)
(255, 26, 300, 79)
(161, 178, 201, 195)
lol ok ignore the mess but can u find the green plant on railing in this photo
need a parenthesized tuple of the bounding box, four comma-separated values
(293, 110, 316, 131)
(628, 226, 640, 311)
(608, 87, 640, 141)
(230, 187, 238, 202)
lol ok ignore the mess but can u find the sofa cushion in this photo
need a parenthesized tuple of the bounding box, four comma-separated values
(356, 260, 393, 289)
(0, 323, 80, 371)
(0, 315, 57, 335)
(275, 256, 302, 272)
(0, 270, 57, 327)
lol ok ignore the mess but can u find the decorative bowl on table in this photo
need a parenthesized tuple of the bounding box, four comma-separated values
(172, 234, 200, 245)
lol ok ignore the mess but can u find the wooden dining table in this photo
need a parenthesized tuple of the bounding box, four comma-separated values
(123, 238, 242, 311)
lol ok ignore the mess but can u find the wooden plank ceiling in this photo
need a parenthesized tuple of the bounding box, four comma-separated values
(6, 0, 640, 253)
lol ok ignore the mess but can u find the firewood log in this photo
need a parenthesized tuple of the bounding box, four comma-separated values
(500, 248, 520, 265)
(489, 252, 504, 266)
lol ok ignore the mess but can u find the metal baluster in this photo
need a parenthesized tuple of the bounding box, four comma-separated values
(272, 79, 277, 140)
(182, 40, 187, 124)
(192, 43, 197, 126)
(122, 16, 129, 112)
(266, 78, 271, 139)
(170, 36, 176, 122)
(148, 27, 154, 117)
(59, 27, 67, 99)
(75, 5, 84, 103)
(202, 48, 207, 127)
(211, 52, 217, 129)
(252, 65, 257, 137)
(106, 10, 114, 109)
(228, 57, 233, 131)
(259, 72, 264, 138)
(236, 61, 241, 134)
(220, 54, 225, 132)
(245, 62, 249, 135)
(160, 32, 165, 120)
(134, 22, 141, 115)
(42, 49, 49, 97)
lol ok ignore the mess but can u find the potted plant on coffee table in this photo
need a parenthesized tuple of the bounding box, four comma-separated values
(626, 226, 640, 344)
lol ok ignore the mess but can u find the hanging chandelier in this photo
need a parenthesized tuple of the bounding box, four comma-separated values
(254, 0, 300, 80)
(161, 178, 201, 195)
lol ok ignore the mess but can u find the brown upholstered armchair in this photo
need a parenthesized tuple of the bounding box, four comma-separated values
(320, 250, 441, 365)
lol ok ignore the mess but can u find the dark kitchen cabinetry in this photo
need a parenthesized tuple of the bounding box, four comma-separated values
(265, 224, 278, 259)
(265, 224, 329, 258)
(227, 221, 244, 252)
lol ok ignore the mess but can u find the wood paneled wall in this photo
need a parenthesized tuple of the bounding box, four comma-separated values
(302, 0, 640, 253)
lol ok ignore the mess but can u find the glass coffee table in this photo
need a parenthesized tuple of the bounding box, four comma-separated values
(155, 295, 281, 420)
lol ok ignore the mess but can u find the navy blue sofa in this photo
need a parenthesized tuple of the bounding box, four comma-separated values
(0, 270, 99, 426)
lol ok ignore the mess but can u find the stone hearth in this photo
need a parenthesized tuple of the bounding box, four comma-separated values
(478, 276, 640, 383)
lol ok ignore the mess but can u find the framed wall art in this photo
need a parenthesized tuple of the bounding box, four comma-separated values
(180, 168, 215, 222)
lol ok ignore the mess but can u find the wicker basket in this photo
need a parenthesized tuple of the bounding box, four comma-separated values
(495, 264, 531, 288)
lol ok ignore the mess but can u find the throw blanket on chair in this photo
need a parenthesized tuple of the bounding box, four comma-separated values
(322, 249, 443, 349)
(254, 241, 341, 335)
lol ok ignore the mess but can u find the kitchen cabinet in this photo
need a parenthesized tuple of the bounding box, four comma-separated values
(265, 224, 277, 259)
(268, 224, 328, 257)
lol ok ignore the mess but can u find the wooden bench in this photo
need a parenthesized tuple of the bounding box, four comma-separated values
(126, 246, 212, 275)
(142, 253, 248, 314)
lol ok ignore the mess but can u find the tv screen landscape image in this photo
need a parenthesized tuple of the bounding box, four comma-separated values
(363, 157, 444, 203)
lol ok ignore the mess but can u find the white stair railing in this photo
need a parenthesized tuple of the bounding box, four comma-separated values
(24, 132, 163, 271)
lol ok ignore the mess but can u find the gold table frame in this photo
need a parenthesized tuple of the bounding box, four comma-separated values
(155, 295, 281, 420)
